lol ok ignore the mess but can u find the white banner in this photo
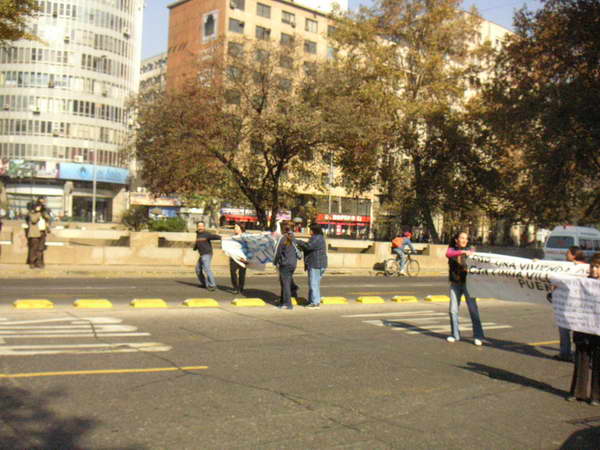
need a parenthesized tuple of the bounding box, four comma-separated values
(221, 233, 279, 271)
(466, 253, 588, 302)
(549, 275, 600, 336)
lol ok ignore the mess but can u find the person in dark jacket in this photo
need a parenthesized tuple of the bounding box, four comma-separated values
(273, 226, 300, 310)
(297, 223, 327, 309)
(193, 222, 221, 291)
(445, 231, 484, 345)
(229, 223, 247, 294)
(567, 253, 600, 405)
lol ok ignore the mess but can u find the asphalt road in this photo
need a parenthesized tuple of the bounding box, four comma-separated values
(0, 276, 598, 449)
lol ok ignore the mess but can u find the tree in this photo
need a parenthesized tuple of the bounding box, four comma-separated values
(481, 0, 600, 226)
(134, 38, 329, 230)
(323, 0, 492, 242)
(0, 0, 40, 47)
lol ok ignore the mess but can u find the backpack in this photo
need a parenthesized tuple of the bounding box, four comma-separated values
(392, 237, 403, 248)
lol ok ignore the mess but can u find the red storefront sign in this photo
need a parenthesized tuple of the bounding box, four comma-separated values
(316, 214, 371, 224)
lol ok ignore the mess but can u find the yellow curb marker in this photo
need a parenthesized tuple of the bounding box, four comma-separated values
(528, 340, 559, 346)
(74, 299, 112, 308)
(424, 295, 450, 303)
(130, 298, 167, 308)
(0, 366, 208, 379)
(14, 299, 54, 309)
(183, 298, 219, 308)
(292, 297, 307, 306)
(356, 296, 385, 304)
(231, 298, 266, 307)
(391, 296, 419, 303)
(321, 297, 348, 305)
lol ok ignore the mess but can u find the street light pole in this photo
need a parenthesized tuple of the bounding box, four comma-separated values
(92, 148, 97, 223)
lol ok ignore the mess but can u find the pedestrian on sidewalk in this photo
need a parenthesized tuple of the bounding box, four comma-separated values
(229, 223, 247, 294)
(445, 231, 484, 346)
(297, 223, 327, 309)
(25, 199, 51, 269)
(273, 225, 301, 310)
(193, 222, 221, 291)
(567, 253, 600, 405)
(554, 246, 588, 362)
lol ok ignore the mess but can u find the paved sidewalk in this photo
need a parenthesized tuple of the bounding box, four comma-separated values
(0, 263, 446, 278)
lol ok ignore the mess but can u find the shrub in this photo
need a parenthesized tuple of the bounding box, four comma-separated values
(147, 216, 187, 232)
(122, 206, 149, 231)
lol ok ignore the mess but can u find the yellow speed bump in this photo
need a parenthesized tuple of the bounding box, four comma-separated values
(74, 299, 112, 308)
(183, 298, 219, 308)
(231, 298, 266, 307)
(130, 298, 167, 308)
(14, 299, 54, 309)
(425, 295, 450, 303)
(392, 296, 419, 303)
(321, 296, 348, 305)
(356, 296, 385, 304)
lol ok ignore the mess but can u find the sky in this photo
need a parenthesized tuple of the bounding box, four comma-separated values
(141, 0, 544, 59)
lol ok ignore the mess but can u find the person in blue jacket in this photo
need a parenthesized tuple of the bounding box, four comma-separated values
(297, 223, 328, 309)
(273, 226, 301, 310)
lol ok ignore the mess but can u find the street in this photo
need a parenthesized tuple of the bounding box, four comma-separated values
(0, 276, 597, 449)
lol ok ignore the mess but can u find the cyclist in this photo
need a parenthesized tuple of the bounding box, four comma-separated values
(391, 231, 416, 276)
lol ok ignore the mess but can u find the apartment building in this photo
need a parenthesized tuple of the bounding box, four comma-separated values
(0, 0, 144, 222)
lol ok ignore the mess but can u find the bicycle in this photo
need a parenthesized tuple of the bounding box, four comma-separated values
(384, 251, 421, 277)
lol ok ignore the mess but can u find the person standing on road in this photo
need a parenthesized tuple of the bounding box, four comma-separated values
(297, 223, 327, 309)
(229, 223, 247, 294)
(25, 201, 51, 269)
(193, 222, 221, 291)
(567, 253, 600, 405)
(446, 231, 484, 346)
(391, 231, 416, 276)
(273, 226, 301, 310)
(554, 246, 588, 362)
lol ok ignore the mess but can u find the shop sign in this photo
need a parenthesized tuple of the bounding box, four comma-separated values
(59, 163, 129, 184)
(317, 214, 371, 223)
(130, 192, 181, 207)
(0, 159, 59, 179)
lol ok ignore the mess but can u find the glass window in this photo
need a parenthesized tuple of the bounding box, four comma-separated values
(305, 18, 317, 33)
(255, 26, 270, 40)
(231, 0, 245, 11)
(228, 18, 245, 34)
(279, 78, 292, 92)
(327, 25, 337, 37)
(280, 33, 294, 47)
(279, 55, 293, 69)
(257, 3, 270, 18)
(304, 40, 317, 54)
(255, 49, 269, 62)
(282, 11, 295, 26)
(327, 46, 337, 60)
(228, 41, 243, 57)
(546, 236, 575, 249)
(203, 12, 217, 42)
(225, 89, 241, 105)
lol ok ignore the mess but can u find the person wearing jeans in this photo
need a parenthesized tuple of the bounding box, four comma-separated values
(446, 231, 484, 346)
(297, 223, 328, 309)
(193, 222, 221, 291)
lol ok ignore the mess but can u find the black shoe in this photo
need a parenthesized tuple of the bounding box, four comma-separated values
(207, 286, 216, 292)
(199, 284, 207, 289)
(306, 303, 320, 309)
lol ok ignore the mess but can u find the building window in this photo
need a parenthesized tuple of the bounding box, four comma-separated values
(305, 18, 317, 33)
(279, 78, 292, 92)
(257, 3, 270, 18)
(228, 41, 244, 57)
(327, 25, 337, 37)
(229, 18, 245, 34)
(255, 49, 269, 62)
(202, 12, 218, 42)
(327, 46, 337, 60)
(279, 55, 293, 69)
(304, 40, 317, 54)
(226, 65, 242, 81)
(303, 61, 316, 75)
(255, 25, 270, 40)
(282, 11, 295, 27)
(280, 33, 294, 47)
(230, 0, 245, 11)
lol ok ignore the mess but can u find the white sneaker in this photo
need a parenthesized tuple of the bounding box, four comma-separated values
(446, 336, 456, 343)
(474, 339, 483, 346)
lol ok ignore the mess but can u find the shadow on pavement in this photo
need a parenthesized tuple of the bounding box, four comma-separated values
(0, 384, 145, 449)
(561, 425, 600, 449)
(460, 362, 569, 398)
(240, 288, 281, 305)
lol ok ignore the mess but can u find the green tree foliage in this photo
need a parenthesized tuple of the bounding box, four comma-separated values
(148, 216, 187, 232)
(482, 0, 600, 225)
(323, 0, 491, 242)
(121, 206, 149, 231)
(135, 39, 329, 230)
(0, 0, 40, 47)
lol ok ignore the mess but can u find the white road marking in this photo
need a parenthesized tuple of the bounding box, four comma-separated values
(0, 343, 171, 356)
(343, 310, 440, 318)
(405, 325, 512, 335)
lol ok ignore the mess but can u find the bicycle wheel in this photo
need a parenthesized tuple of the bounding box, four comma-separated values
(406, 259, 420, 277)
(384, 259, 399, 277)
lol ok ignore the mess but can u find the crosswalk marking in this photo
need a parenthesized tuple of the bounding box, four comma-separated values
(351, 310, 512, 336)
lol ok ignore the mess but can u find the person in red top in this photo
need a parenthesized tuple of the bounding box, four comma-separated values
(391, 231, 416, 275)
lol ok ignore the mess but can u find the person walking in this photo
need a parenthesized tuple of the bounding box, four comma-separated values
(446, 231, 484, 346)
(297, 223, 328, 309)
(391, 231, 416, 275)
(567, 253, 600, 405)
(193, 222, 221, 291)
(273, 226, 301, 310)
(229, 223, 247, 294)
(25, 201, 51, 269)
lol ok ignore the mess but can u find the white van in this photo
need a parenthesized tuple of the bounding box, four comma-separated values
(543, 226, 600, 261)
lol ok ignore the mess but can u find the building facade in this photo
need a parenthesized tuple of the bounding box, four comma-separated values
(0, 0, 143, 222)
